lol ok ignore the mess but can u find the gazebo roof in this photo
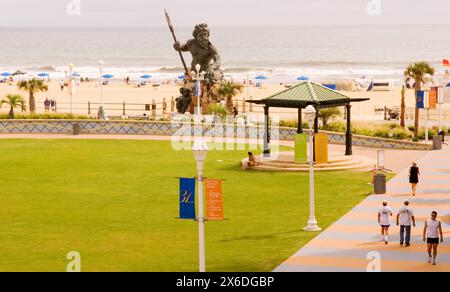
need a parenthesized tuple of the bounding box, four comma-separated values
(248, 81, 369, 108)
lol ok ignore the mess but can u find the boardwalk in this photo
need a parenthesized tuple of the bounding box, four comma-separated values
(275, 145, 450, 272)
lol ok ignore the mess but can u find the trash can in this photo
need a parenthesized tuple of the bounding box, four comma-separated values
(72, 123, 81, 135)
(433, 135, 442, 150)
(374, 174, 386, 194)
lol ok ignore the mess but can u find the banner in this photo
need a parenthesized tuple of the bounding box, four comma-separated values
(417, 90, 425, 109)
(294, 134, 308, 163)
(429, 87, 438, 109)
(443, 59, 450, 67)
(179, 178, 196, 220)
(205, 179, 224, 221)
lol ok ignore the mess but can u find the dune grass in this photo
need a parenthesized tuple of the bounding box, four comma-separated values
(0, 139, 375, 271)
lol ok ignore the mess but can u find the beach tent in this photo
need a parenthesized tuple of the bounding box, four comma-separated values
(12, 70, 26, 76)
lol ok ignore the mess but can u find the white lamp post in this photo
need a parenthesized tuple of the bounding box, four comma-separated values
(193, 139, 208, 272)
(424, 73, 432, 144)
(98, 60, 107, 120)
(191, 64, 205, 119)
(68, 63, 74, 114)
(303, 105, 321, 232)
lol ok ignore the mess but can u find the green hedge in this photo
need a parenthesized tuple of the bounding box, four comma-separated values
(0, 113, 89, 120)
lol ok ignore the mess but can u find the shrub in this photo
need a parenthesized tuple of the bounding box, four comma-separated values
(0, 113, 89, 120)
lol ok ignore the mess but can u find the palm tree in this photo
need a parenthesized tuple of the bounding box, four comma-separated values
(17, 78, 48, 113)
(0, 94, 26, 119)
(400, 85, 406, 128)
(214, 81, 244, 111)
(404, 62, 435, 137)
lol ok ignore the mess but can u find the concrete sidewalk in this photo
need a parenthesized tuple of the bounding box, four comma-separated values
(275, 145, 450, 272)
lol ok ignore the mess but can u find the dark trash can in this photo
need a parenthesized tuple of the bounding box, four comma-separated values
(72, 123, 81, 135)
(433, 135, 442, 150)
(374, 174, 386, 194)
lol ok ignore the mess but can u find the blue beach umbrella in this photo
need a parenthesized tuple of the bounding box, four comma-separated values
(1, 72, 11, 77)
(140, 74, 152, 79)
(255, 75, 268, 80)
(178, 75, 185, 80)
(102, 74, 114, 79)
(38, 73, 49, 77)
(297, 76, 310, 81)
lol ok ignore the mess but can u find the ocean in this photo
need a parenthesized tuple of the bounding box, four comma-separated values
(0, 25, 449, 83)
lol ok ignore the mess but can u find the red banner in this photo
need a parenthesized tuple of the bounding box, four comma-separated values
(205, 179, 224, 220)
(443, 59, 450, 67)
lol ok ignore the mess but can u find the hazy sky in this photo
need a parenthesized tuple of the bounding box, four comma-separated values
(1, 0, 449, 27)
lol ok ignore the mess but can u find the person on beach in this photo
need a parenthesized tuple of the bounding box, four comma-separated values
(50, 99, 55, 112)
(60, 80, 64, 91)
(162, 98, 167, 114)
(396, 200, 415, 247)
(378, 200, 393, 244)
(233, 106, 238, 118)
(409, 162, 420, 196)
(44, 98, 50, 112)
(242, 152, 258, 170)
(423, 211, 444, 265)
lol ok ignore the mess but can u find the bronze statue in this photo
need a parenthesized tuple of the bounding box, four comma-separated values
(175, 87, 193, 114)
(173, 23, 223, 85)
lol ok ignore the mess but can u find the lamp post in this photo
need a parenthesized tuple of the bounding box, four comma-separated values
(424, 73, 432, 144)
(303, 105, 321, 232)
(68, 63, 74, 114)
(193, 139, 208, 272)
(191, 64, 205, 119)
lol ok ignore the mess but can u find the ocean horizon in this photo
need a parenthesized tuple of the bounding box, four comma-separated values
(1, 24, 449, 83)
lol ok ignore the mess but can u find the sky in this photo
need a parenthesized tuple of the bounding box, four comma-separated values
(0, 0, 449, 27)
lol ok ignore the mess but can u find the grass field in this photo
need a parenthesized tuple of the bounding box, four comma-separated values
(0, 139, 376, 272)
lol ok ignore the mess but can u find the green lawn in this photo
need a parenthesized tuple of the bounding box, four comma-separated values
(0, 139, 375, 272)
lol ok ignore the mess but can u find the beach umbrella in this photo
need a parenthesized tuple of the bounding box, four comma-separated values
(178, 75, 185, 80)
(12, 70, 26, 76)
(1, 72, 11, 77)
(102, 74, 114, 79)
(297, 76, 310, 81)
(38, 73, 49, 77)
(255, 75, 268, 80)
(140, 74, 152, 79)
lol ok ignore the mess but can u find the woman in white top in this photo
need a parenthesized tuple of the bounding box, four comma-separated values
(423, 211, 444, 265)
(378, 201, 393, 244)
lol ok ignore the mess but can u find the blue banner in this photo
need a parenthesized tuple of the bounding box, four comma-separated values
(417, 90, 424, 109)
(179, 178, 196, 220)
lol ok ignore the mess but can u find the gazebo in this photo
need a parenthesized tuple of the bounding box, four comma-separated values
(247, 81, 369, 156)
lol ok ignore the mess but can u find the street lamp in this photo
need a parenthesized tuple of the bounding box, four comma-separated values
(68, 63, 74, 114)
(423, 73, 432, 144)
(192, 139, 208, 272)
(303, 105, 321, 232)
(191, 64, 205, 119)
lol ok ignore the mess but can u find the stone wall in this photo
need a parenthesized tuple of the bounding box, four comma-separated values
(0, 120, 431, 150)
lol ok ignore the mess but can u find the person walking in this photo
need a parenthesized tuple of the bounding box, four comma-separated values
(50, 99, 56, 112)
(409, 162, 420, 196)
(396, 200, 416, 247)
(423, 211, 444, 265)
(378, 200, 393, 244)
(44, 98, 51, 113)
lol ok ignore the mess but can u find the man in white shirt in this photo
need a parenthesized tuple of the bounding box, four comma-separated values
(378, 200, 393, 244)
(396, 200, 416, 247)
(423, 211, 444, 265)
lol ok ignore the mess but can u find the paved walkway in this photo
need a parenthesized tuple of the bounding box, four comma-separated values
(275, 144, 450, 272)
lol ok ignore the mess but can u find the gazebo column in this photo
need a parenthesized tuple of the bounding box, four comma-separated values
(297, 108, 303, 134)
(263, 106, 270, 157)
(345, 104, 352, 156)
(314, 107, 319, 134)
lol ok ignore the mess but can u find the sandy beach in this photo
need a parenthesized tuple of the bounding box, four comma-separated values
(1, 80, 449, 124)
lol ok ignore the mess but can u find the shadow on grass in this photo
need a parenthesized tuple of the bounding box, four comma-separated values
(219, 229, 303, 243)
